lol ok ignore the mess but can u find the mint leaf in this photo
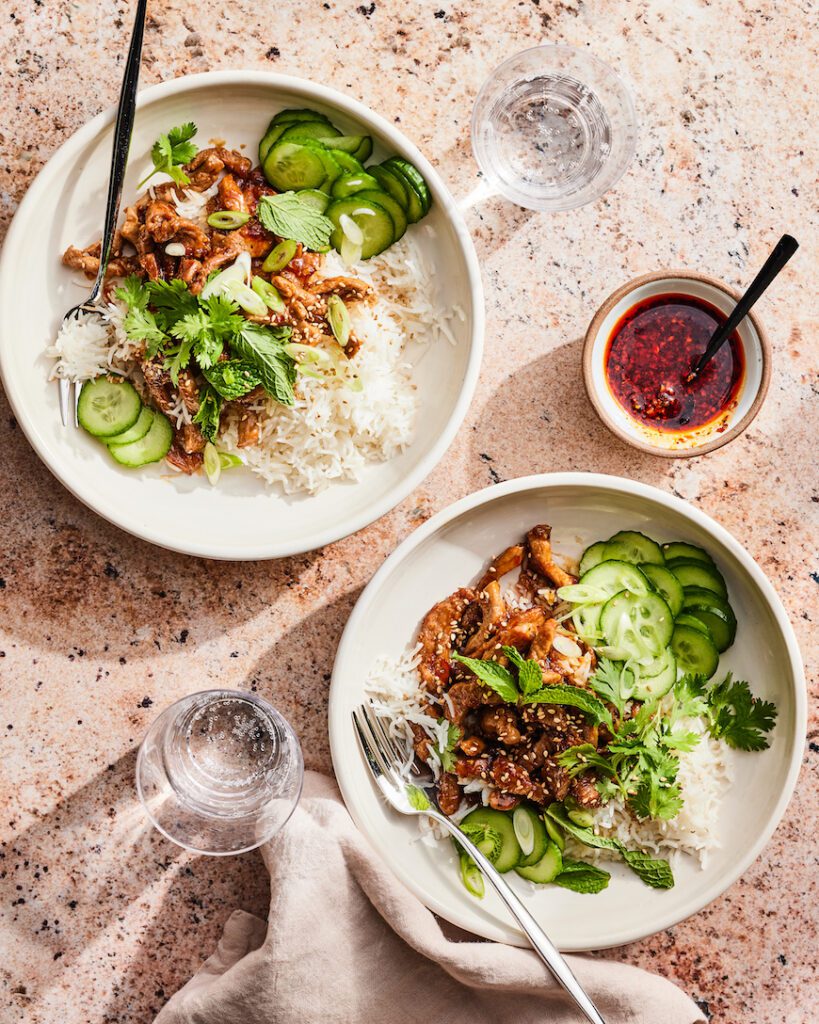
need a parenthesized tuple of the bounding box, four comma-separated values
(406, 784, 430, 811)
(203, 360, 263, 400)
(233, 323, 296, 406)
(502, 646, 543, 697)
(257, 192, 334, 251)
(193, 384, 222, 443)
(524, 683, 613, 727)
(705, 673, 778, 751)
(553, 859, 611, 894)
(556, 743, 616, 779)
(450, 652, 519, 703)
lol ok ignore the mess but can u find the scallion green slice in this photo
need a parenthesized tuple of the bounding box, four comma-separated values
(326, 294, 351, 348)
(207, 210, 251, 230)
(262, 239, 298, 273)
(204, 442, 221, 485)
(251, 275, 285, 312)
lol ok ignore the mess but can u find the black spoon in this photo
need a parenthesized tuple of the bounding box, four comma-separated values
(686, 233, 799, 383)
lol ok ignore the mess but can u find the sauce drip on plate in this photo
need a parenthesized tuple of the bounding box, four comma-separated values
(604, 294, 745, 433)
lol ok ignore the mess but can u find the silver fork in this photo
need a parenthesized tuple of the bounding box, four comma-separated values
(58, 0, 148, 426)
(352, 702, 608, 1024)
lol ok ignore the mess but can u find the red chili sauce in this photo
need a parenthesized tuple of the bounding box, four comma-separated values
(604, 294, 745, 433)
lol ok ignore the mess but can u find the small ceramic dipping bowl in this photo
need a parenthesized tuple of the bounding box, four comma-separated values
(583, 271, 771, 457)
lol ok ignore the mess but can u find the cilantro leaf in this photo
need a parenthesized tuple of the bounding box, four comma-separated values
(121, 306, 167, 359)
(433, 720, 461, 773)
(552, 859, 611, 894)
(257, 192, 334, 251)
(146, 279, 199, 332)
(193, 384, 222, 443)
(704, 673, 778, 751)
(202, 360, 263, 400)
(502, 646, 543, 697)
(450, 652, 519, 703)
(114, 275, 149, 311)
(630, 751, 684, 821)
(163, 337, 194, 386)
(233, 323, 296, 406)
(139, 122, 199, 188)
(524, 683, 613, 728)
(672, 672, 709, 720)
(588, 657, 634, 716)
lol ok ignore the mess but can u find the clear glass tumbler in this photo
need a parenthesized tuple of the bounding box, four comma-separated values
(471, 44, 638, 212)
(136, 690, 303, 855)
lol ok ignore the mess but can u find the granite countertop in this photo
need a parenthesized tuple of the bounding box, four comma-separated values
(1, 1, 817, 1021)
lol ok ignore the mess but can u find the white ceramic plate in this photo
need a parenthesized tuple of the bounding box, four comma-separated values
(0, 72, 483, 559)
(329, 473, 805, 950)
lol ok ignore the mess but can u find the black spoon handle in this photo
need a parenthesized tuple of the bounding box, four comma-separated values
(688, 233, 799, 381)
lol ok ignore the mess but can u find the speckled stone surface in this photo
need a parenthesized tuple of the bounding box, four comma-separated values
(0, 1, 817, 1022)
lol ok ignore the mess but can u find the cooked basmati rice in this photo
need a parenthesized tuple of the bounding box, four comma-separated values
(49, 231, 451, 494)
(366, 648, 733, 868)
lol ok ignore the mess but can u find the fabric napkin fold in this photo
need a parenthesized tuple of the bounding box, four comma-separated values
(155, 772, 705, 1024)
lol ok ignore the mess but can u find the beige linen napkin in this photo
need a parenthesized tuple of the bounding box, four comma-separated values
(155, 772, 704, 1024)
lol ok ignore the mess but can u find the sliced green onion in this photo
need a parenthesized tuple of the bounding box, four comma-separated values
(219, 452, 243, 469)
(251, 275, 285, 312)
(200, 251, 251, 300)
(207, 210, 251, 230)
(512, 807, 535, 857)
(339, 234, 362, 267)
(203, 442, 221, 486)
(326, 294, 351, 348)
(557, 584, 608, 606)
(262, 239, 298, 273)
(338, 212, 364, 246)
(551, 633, 583, 659)
(284, 342, 333, 366)
(458, 851, 485, 900)
(226, 281, 268, 317)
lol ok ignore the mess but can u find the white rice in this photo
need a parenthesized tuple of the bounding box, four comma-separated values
(366, 648, 733, 868)
(49, 230, 450, 494)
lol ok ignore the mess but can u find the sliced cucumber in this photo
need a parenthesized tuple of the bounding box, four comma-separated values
(458, 849, 485, 899)
(352, 136, 374, 162)
(600, 589, 674, 660)
(459, 807, 521, 873)
(669, 559, 727, 599)
(354, 190, 408, 241)
(543, 809, 566, 852)
(383, 157, 431, 214)
(78, 377, 142, 438)
(380, 161, 423, 222)
(105, 407, 153, 446)
(108, 412, 173, 468)
(331, 172, 381, 199)
(680, 587, 737, 652)
(632, 647, 677, 701)
(603, 530, 664, 566)
(327, 150, 365, 175)
(263, 141, 327, 191)
(279, 121, 341, 144)
(671, 623, 720, 678)
(320, 134, 371, 157)
(515, 841, 563, 884)
(513, 805, 548, 867)
(296, 188, 331, 213)
(259, 125, 285, 165)
(270, 108, 334, 127)
(675, 613, 713, 637)
(579, 560, 650, 596)
(327, 196, 394, 259)
(368, 164, 411, 210)
(662, 542, 715, 566)
(640, 563, 684, 617)
(578, 541, 608, 577)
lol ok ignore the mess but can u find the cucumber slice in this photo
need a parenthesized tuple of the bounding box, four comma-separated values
(353, 136, 374, 162)
(299, 142, 344, 191)
(632, 647, 677, 701)
(263, 141, 327, 191)
(600, 589, 674, 660)
(320, 134, 370, 156)
(662, 542, 715, 566)
(669, 559, 728, 598)
(680, 587, 737, 652)
(327, 150, 365, 175)
(513, 805, 548, 867)
(675, 613, 713, 637)
(383, 157, 432, 214)
(327, 196, 394, 259)
(579, 560, 650, 596)
(78, 377, 142, 438)
(460, 807, 521, 873)
(578, 541, 608, 577)
(543, 810, 566, 852)
(296, 188, 331, 213)
(105, 407, 153, 446)
(603, 530, 664, 566)
(380, 161, 423, 222)
(354, 190, 408, 241)
(640, 563, 684, 617)
(331, 172, 381, 198)
(515, 841, 563, 884)
(108, 412, 172, 468)
(368, 164, 410, 209)
(458, 849, 485, 899)
(279, 121, 341, 144)
(259, 125, 286, 164)
(270, 108, 334, 127)
(671, 623, 720, 678)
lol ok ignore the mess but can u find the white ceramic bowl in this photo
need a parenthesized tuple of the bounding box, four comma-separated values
(329, 473, 805, 950)
(583, 272, 770, 457)
(0, 72, 483, 559)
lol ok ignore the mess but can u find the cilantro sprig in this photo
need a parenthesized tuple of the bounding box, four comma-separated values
(138, 122, 199, 189)
(703, 673, 778, 751)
